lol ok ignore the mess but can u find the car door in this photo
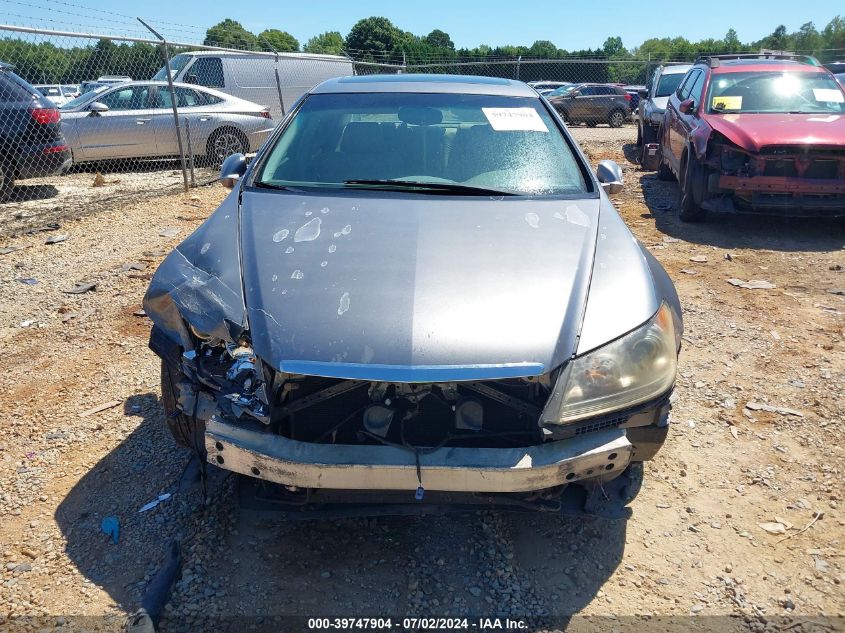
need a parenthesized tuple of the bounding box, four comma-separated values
(665, 70, 699, 171)
(594, 86, 616, 118)
(71, 84, 158, 160)
(154, 86, 221, 158)
(673, 70, 706, 162)
(569, 86, 595, 119)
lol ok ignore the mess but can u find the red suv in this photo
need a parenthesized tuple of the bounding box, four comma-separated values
(657, 54, 845, 221)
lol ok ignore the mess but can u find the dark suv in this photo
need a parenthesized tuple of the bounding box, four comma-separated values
(1, 62, 72, 199)
(546, 83, 632, 127)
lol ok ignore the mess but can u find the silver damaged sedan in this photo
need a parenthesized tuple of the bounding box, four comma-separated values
(144, 75, 683, 518)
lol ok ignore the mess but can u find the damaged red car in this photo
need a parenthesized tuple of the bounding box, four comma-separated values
(657, 54, 845, 221)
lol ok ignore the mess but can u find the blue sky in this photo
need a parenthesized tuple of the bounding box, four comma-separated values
(2, 0, 843, 50)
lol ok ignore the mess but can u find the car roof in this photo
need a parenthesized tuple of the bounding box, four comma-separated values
(181, 50, 349, 62)
(660, 64, 692, 75)
(311, 74, 537, 97)
(708, 60, 827, 74)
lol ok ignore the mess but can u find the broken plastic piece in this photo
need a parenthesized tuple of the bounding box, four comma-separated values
(139, 493, 173, 513)
(100, 516, 120, 544)
(64, 281, 97, 294)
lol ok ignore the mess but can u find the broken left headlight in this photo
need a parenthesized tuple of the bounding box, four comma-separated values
(541, 303, 677, 425)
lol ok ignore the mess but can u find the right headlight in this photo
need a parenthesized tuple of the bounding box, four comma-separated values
(541, 303, 677, 425)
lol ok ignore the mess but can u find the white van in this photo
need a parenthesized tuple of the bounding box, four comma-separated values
(153, 51, 353, 119)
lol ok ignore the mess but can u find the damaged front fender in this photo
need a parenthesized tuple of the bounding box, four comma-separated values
(143, 190, 247, 347)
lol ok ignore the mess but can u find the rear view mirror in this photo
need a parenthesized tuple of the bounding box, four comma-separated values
(398, 106, 443, 126)
(596, 160, 624, 195)
(220, 153, 247, 189)
(88, 101, 109, 114)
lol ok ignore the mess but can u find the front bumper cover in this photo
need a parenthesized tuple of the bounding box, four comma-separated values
(205, 417, 633, 494)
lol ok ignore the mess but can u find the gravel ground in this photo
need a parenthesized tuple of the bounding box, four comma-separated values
(0, 126, 843, 632)
(0, 162, 218, 239)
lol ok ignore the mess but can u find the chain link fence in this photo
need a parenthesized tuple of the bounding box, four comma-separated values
(3, 20, 843, 236)
(0, 23, 355, 235)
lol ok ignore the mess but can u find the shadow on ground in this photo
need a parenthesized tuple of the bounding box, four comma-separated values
(2, 184, 59, 203)
(637, 171, 845, 253)
(54, 393, 194, 610)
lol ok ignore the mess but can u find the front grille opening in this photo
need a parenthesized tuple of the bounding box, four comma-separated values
(764, 160, 797, 177)
(273, 377, 549, 448)
(804, 160, 838, 179)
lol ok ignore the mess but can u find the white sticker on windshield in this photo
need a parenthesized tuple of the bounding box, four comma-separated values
(482, 107, 548, 132)
(813, 88, 844, 103)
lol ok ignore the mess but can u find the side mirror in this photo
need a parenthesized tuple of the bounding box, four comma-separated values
(596, 160, 624, 195)
(220, 153, 247, 189)
(88, 101, 109, 114)
(638, 88, 649, 99)
(678, 98, 695, 115)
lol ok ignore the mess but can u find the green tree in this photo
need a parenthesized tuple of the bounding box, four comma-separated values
(304, 31, 345, 55)
(821, 15, 845, 50)
(204, 19, 257, 50)
(346, 17, 402, 58)
(528, 40, 558, 57)
(258, 29, 299, 52)
(425, 29, 454, 51)
(602, 36, 627, 57)
(724, 28, 741, 52)
(794, 21, 821, 52)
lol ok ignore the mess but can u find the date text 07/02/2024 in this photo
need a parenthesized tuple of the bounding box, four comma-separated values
(307, 618, 529, 630)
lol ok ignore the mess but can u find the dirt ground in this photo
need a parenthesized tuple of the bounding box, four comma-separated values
(1, 126, 843, 632)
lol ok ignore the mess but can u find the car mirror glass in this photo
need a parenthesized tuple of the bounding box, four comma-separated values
(596, 160, 624, 195)
(220, 153, 247, 189)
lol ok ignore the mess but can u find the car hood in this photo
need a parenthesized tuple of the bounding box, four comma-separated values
(651, 96, 670, 112)
(705, 112, 845, 152)
(238, 190, 602, 381)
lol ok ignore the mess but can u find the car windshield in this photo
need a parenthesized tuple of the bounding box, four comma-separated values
(60, 84, 109, 110)
(656, 73, 685, 97)
(547, 86, 574, 97)
(707, 71, 845, 114)
(154, 54, 192, 81)
(256, 92, 587, 196)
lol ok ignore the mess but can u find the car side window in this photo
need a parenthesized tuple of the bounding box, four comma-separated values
(579, 86, 596, 96)
(98, 86, 151, 110)
(677, 71, 700, 100)
(687, 72, 706, 105)
(158, 87, 204, 108)
(199, 92, 224, 105)
(651, 69, 661, 96)
(190, 58, 224, 88)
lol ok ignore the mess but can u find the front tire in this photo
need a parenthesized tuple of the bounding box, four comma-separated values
(161, 360, 206, 455)
(678, 151, 708, 222)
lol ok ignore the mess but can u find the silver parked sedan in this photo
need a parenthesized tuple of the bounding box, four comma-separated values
(59, 81, 275, 164)
(144, 75, 683, 519)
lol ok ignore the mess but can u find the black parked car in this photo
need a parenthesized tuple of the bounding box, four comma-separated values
(0, 62, 72, 199)
(546, 83, 632, 127)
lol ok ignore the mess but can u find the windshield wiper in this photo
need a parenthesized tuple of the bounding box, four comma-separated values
(343, 179, 517, 196)
(253, 181, 292, 191)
